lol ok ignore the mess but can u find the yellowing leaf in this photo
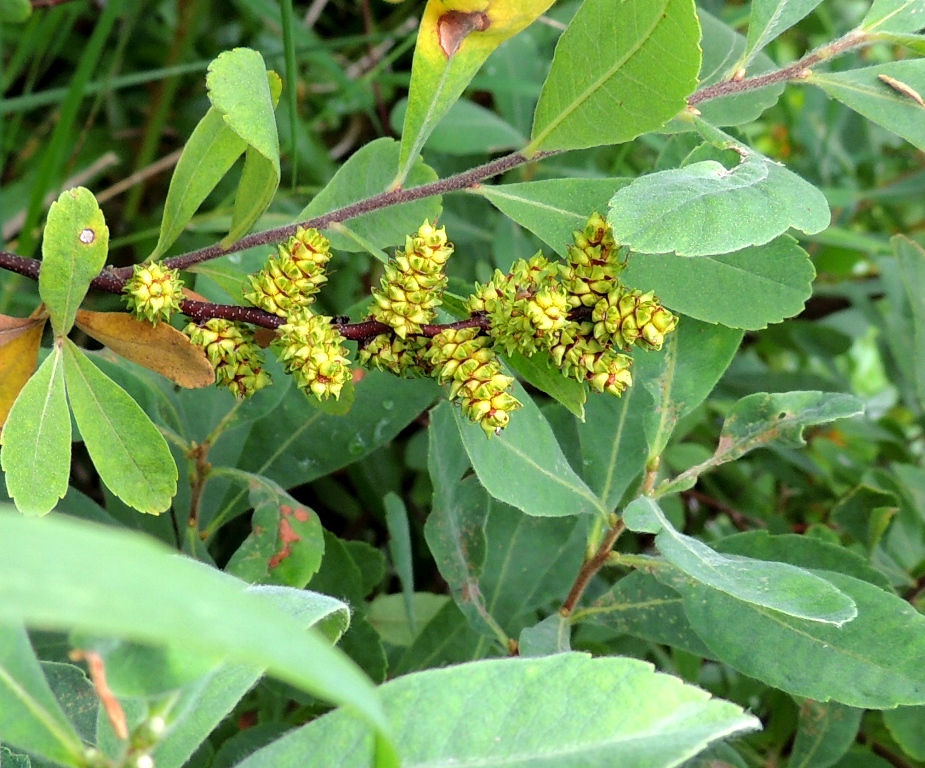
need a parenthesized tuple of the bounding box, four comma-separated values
(396, 0, 554, 182)
(0, 314, 46, 427)
(75, 310, 214, 389)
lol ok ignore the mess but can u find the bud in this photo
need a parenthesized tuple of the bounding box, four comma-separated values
(123, 262, 184, 325)
(358, 333, 430, 377)
(561, 213, 626, 308)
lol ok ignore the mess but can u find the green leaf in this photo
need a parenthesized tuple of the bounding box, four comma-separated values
(623, 497, 857, 624)
(790, 700, 862, 768)
(862, 0, 925, 32)
(41, 662, 97, 744)
(62, 340, 177, 515)
(831, 485, 899, 552)
(397, 0, 554, 182)
(208, 49, 281, 247)
(0, 514, 393, 755)
(621, 237, 816, 330)
(454, 381, 605, 517)
(391, 98, 526, 155)
(894, 236, 925, 409)
(224, 473, 324, 588)
(528, 0, 700, 152)
(150, 587, 350, 768)
(299, 138, 440, 256)
(674, 569, 925, 707)
(518, 614, 570, 656)
(152, 108, 247, 259)
(368, 594, 449, 648)
(607, 155, 830, 256)
(658, 391, 864, 495)
(0, 349, 71, 517)
(713, 531, 895, 592)
(504, 350, 587, 420)
(38, 188, 109, 337)
(634, 317, 744, 460)
(579, 570, 713, 657)
(883, 706, 925, 760)
(742, 0, 825, 67)
(683, 10, 785, 128)
(810, 62, 925, 152)
(575, 379, 650, 511)
(0, 624, 84, 766)
(234, 654, 759, 768)
(477, 178, 631, 257)
(152, 49, 280, 258)
(0, 0, 30, 23)
(384, 492, 416, 633)
(0, 747, 31, 768)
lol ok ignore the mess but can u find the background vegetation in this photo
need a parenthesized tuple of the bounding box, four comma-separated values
(2, 0, 925, 767)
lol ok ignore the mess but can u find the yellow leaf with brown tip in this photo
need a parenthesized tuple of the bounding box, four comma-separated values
(0, 314, 46, 427)
(75, 310, 214, 389)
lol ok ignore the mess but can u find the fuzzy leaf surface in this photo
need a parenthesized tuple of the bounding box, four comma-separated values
(608, 156, 830, 256)
(862, 0, 925, 32)
(0, 349, 70, 516)
(38, 188, 109, 336)
(529, 0, 700, 152)
(234, 654, 760, 768)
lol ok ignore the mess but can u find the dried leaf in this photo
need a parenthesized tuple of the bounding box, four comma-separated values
(0, 315, 46, 427)
(75, 310, 214, 389)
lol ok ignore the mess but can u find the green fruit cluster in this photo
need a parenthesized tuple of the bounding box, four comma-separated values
(184, 318, 271, 398)
(124, 214, 677, 435)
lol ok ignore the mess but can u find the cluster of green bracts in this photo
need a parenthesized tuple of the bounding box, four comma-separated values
(121, 214, 678, 437)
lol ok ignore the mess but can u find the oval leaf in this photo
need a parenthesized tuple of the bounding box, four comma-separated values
(528, 0, 701, 152)
(623, 497, 857, 624)
(75, 310, 214, 388)
(607, 156, 830, 256)
(810, 62, 925, 153)
(675, 570, 925, 707)
(61, 340, 178, 515)
(398, 0, 555, 181)
(39, 188, 109, 337)
(234, 654, 760, 768)
(454, 381, 605, 517)
(0, 349, 71, 517)
(621, 236, 816, 329)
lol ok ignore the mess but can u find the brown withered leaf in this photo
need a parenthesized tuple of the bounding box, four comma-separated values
(0, 314, 46, 427)
(75, 310, 214, 388)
